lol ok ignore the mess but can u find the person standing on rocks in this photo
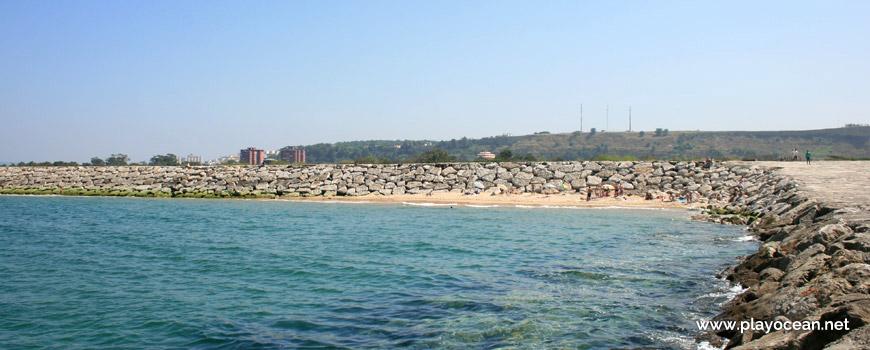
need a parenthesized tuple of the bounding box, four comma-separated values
(806, 150, 811, 165)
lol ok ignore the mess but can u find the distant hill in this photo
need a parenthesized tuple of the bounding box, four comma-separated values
(297, 126, 870, 163)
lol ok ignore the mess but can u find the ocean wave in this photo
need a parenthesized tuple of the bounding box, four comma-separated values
(697, 282, 747, 308)
(271, 199, 376, 204)
(317, 200, 376, 204)
(512, 204, 581, 209)
(401, 202, 458, 207)
(644, 327, 723, 350)
(733, 235, 757, 242)
(463, 204, 500, 208)
(696, 340, 724, 350)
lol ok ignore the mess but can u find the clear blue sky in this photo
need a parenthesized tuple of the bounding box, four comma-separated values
(1, 0, 868, 163)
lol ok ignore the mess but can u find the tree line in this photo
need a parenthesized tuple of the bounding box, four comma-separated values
(7, 153, 202, 167)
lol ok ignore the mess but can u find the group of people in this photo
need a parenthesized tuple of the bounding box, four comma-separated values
(782, 148, 811, 165)
(643, 190, 693, 203)
(693, 158, 715, 169)
(585, 185, 626, 201)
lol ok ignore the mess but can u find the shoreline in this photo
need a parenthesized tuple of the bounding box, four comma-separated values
(0, 191, 706, 210)
(287, 192, 702, 210)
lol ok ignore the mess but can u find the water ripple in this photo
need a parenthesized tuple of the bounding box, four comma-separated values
(0, 196, 757, 349)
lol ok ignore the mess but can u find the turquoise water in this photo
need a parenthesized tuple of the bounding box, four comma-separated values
(0, 196, 756, 349)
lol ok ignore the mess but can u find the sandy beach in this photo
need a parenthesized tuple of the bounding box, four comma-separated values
(294, 191, 705, 209)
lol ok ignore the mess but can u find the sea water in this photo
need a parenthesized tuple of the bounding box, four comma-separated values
(0, 196, 757, 349)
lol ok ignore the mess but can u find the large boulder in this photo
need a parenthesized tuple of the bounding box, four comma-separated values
(512, 172, 533, 187)
(586, 175, 602, 186)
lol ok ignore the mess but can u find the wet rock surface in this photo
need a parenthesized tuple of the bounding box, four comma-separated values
(695, 162, 870, 349)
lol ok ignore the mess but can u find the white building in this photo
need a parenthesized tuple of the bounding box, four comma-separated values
(477, 151, 496, 160)
(181, 154, 202, 164)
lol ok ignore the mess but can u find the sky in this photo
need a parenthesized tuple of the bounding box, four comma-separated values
(1, 0, 868, 163)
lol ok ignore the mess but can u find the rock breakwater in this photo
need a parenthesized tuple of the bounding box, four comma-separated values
(0, 161, 751, 199)
(697, 163, 870, 349)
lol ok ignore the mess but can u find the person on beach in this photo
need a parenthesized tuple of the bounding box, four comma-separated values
(586, 188, 592, 201)
(792, 148, 798, 161)
(806, 150, 811, 165)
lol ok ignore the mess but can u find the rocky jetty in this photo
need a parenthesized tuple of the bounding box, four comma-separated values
(696, 164, 870, 349)
(0, 161, 743, 199)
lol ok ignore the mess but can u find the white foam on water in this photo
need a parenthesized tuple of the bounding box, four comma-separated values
(271, 199, 376, 204)
(717, 284, 748, 307)
(512, 204, 585, 209)
(463, 204, 500, 208)
(696, 340, 725, 350)
(646, 330, 703, 350)
(696, 279, 747, 306)
(320, 200, 376, 204)
(401, 202, 458, 207)
(734, 235, 756, 242)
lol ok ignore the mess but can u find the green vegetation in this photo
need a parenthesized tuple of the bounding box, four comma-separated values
(411, 149, 457, 163)
(106, 154, 130, 166)
(590, 154, 638, 161)
(0, 187, 282, 199)
(149, 154, 179, 166)
(7, 127, 869, 166)
(353, 156, 400, 164)
(703, 206, 763, 225)
(827, 155, 870, 161)
(264, 159, 289, 165)
(493, 149, 537, 162)
(14, 161, 80, 166)
(295, 126, 869, 163)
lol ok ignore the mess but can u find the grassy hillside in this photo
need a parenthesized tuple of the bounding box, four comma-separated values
(299, 126, 870, 163)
